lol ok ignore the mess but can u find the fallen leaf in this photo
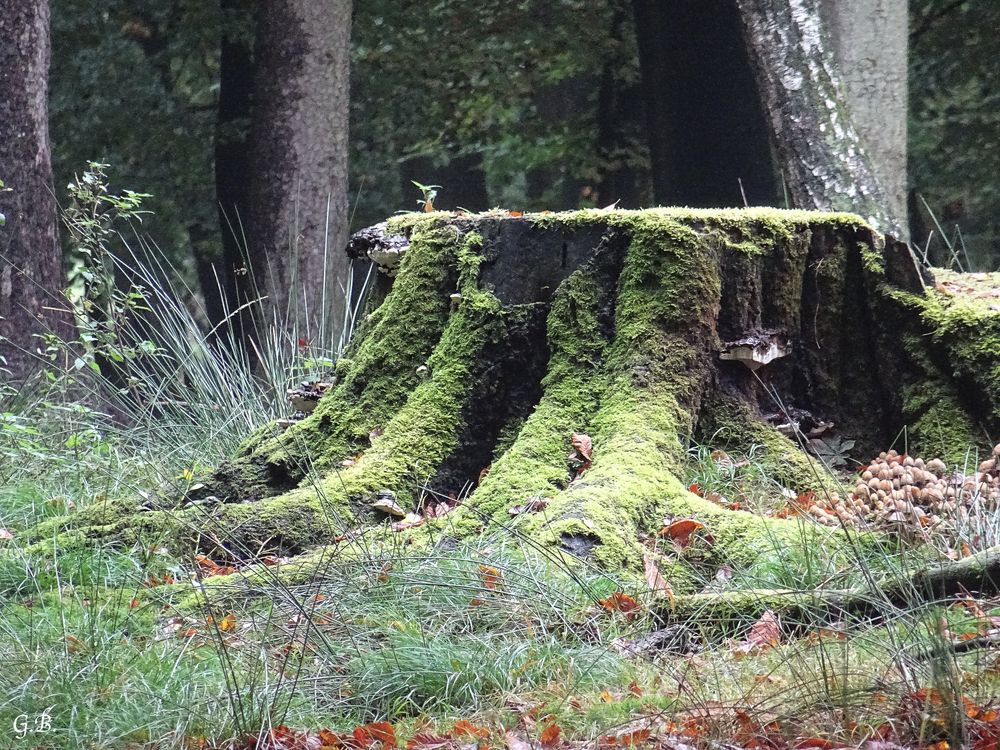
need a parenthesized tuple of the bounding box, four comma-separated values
(599, 592, 641, 620)
(571, 433, 593, 461)
(391, 513, 425, 532)
(0, 528, 14, 540)
(643, 554, 674, 600)
(733, 610, 781, 656)
(218, 613, 236, 632)
(509, 496, 549, 516)
(452, 720, 491, 739)
(354, 722, 396, 749)
(407, 733, 453, 750)
(65, 634, 84, 653)
(504, 731, 533, 750)
(479, 564, 501, 590)
(659, 519, 705, 548)
(539, 720, 561, 748)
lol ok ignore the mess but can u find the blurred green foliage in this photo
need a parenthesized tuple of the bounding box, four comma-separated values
(910, 0, 1000, 269)
(47, 0, 1000, 290)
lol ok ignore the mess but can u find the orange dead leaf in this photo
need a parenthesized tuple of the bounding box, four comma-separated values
(733, 610, 781, 656)
(659, 518, 705, 548)
(619, 730, 651, 746)
(509, 210, 524, 217)
(354, 722, 396, 749)
(599, 592, 640, 620)
(479, 564, 501, 590)
(218, 613, 236, 632)
(452, 720, 491, 739)
(65, 634, 84, 653)
(539, 720, 561, 748)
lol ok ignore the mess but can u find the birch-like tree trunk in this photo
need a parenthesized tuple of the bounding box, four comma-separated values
(736, 0, 904, 236)
(247, 0, 352, 339)
(0, 0, 68, 381)
(820, 0, 909, 239)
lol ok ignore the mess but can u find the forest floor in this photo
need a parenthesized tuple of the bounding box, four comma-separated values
(2, 213, 1000, 749)
(5, 418, 1000, 750)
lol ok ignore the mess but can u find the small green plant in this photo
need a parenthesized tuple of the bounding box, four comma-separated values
(411, 180, 441, 211)
(58, 162, 152, 371)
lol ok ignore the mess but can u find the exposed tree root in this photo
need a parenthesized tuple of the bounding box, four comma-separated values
(19, 210, 1000, 613)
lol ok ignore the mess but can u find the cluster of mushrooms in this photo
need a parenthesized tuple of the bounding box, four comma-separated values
(801, 445, 1000, 534)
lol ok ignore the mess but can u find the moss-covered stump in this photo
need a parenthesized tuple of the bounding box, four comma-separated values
(26, 209, 1000, 581)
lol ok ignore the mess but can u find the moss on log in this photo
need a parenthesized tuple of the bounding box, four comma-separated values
(22, 209, 1000, 587)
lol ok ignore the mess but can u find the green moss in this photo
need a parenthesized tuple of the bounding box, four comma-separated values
(900, 378, 985, 467)
(449, 259, 612, 537)
(700, 395, 845, 495)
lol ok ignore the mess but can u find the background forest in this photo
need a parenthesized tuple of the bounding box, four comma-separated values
(48, 0, 999, 301)
(3, 2, 1000, 749)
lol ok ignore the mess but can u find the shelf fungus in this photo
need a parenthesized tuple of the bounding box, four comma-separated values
(346, 221, 409, 273)
(372, 489, 407, 518)
(286, 381, 331, 414)
(719, 331, 791, 371)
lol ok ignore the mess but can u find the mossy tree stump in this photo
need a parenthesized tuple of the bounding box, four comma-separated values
(34, 209, 1000, 586)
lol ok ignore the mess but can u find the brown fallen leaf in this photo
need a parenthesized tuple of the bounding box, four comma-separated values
(732, 610, 781, 656)
(391, 513, 425, 532)
(643, 554, 674, 600)
(539, 719, 561, 748)
(479, 564, 501, 590)
(659, 519, 705, 548)
(571, 432, 593, 461)
(509, 496, 550, 516)
(504, 731, 533, 750)
(599, 592, 641, 620)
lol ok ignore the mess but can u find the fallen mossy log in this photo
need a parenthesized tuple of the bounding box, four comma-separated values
(21, 209, 1000, 587)
(661, 541, 1000, 628)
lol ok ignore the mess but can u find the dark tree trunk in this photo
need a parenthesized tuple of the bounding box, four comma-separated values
(632, 0, 778, 208)
(247, 0, 352, 338)
(0, 0, 69, 381)
(736, 0, 904, 236)
(214, 0, 256, 330)
(595, 1, 646, 209)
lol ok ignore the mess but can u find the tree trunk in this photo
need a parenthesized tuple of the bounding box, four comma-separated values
(247, 0, 352, 338)
(595, 0, 646, 209)
(735, 0, 904, 236)
(819, 0, 909, 240)
(213, 0, 256, 332)
(35, 210, 999, 592)
(632, 0, 778, 208)
(0, 0, 68, 382)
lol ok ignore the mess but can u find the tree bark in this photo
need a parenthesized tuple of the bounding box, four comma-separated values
(819, 0, 909, 240)
(735, 0, 904, 236)
(247, 0, 352, 338)
(0, 0, 68, 381)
